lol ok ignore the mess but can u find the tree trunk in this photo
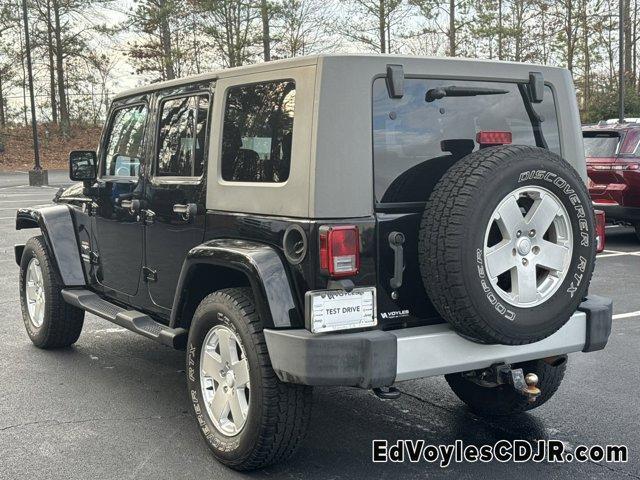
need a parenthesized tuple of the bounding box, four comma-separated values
(0, 73, 5, 127)
(498, 0, 503, 60)
(514, 0, 523, 62)
(625, 0, 633, 84)
(566, 0, 574, 72)
(261, 0, 270, 61)
(379, 0, 386, 53)
(449, 0, 455, 56)
(46, 0, 58, 124)
(158, 0, 175, 80)
(633, 0, 637, 85)
(583, 0, 590, 109)
(52, 0, 70, 135)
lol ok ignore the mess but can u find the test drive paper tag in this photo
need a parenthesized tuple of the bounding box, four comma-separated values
(306, 288, 376, 333)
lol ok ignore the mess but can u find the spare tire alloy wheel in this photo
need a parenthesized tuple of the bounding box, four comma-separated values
(419, 145, 596, 345)
(200, 325, 251, 436)
(484, 186, 573, 308)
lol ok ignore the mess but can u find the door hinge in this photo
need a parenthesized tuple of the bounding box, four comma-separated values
(143, 266, 157, 282)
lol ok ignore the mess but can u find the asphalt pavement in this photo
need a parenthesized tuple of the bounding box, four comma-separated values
(0, 173, 639, 479)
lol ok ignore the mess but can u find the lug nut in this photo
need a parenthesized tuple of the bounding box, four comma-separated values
(532, 246, 540, 255)
(516, 230, 522, 237)
(522, 258, 528, 266)
(529, 229, 536, 237)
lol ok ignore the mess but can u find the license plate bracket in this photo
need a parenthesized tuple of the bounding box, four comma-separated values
(305, 287, 377, 334)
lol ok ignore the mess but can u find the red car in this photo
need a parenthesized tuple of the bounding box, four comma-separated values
(583, 122, 640, 241)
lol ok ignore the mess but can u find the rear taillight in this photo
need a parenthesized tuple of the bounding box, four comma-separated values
(319, 225, 360, 278)
(595, 210, 606, 253)
(476, 131, 512, 147)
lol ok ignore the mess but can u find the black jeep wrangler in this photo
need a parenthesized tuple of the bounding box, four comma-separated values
(15, 55, 612, 470)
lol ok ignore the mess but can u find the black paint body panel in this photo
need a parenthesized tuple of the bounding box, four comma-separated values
(16, 205, 86, 286)
(171, 238, 298, 329)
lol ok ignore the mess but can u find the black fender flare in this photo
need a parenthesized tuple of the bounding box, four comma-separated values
(15, 205, 86, 286)
(170, 239, 300, 329)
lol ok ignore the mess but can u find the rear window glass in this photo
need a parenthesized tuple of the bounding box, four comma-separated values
(372, 78, 560, 203)
(583, 132, 620, 158)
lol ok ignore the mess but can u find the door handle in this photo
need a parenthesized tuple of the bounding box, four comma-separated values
(173, 203, 198, 221)
(120, 198, 140, 213)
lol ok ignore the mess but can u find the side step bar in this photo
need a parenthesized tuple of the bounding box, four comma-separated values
(61, 289, 187, 349)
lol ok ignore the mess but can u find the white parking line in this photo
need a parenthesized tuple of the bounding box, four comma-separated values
(0, 199, 54, 203)
(597, 250, 640, 258)
(0, 194, 57, 198)
(613, 311, 640, 320)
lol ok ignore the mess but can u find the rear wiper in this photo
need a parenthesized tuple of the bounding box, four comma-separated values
(517, 83, 548, 149)
(425, 86, 509, 102)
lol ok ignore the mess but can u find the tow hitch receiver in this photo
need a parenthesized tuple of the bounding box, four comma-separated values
(471, 364, 541, 401)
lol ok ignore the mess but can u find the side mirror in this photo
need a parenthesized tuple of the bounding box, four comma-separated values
(69, 150, 97, 182)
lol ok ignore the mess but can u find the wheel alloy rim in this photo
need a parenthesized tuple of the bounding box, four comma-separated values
(25, 257, 45, 328)
(483, 186, 573, 308)
(199, 325, 250, 436)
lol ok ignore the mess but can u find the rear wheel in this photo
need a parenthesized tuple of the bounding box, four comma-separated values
(419, 145, 596, 344)
(186, 288, 312, 470)
(445, 356, 567, 416)
(19, 235, 84, 348)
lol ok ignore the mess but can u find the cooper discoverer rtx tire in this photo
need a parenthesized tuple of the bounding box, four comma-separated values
(419, 145, 596, 345)
(186, 288, 312, 471)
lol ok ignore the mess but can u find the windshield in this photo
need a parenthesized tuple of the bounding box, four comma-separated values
(582, 132, 620, 158)
(372, 78, 560, 204)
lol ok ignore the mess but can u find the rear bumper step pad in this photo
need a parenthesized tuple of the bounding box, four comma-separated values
(61, 289, 187, 349)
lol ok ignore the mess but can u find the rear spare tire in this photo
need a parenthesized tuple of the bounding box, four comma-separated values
(419, 145, 596, 345)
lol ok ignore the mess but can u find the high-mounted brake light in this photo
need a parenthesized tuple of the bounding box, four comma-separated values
(595, 210, 606, 253)
(476, 131, 512, 146)
(319, 225, 360, 278)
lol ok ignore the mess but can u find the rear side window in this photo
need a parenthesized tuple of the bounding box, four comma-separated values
(103, 104, 148, 177)
(372, 78, 560, 203)
(221, 80, 295, 183)
(583, 132, 620, 158)
(156, 94, 210, 177)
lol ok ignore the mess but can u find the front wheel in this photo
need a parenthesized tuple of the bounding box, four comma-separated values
(186, 288, 312, 471)
(19, 235, 84, 348)
(445, 356, 567, 416)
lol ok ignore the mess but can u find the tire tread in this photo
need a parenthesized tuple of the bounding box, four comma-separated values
(193, 288, 312, 470)
(418, 145, 595, 344)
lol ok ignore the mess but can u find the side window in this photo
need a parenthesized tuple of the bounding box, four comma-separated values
(221, 80, 295, 183)
(103, 104, 148, 177)
(156, 94, 210, 177)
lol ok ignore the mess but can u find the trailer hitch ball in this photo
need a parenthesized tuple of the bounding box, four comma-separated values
(524, 372, 541, 402)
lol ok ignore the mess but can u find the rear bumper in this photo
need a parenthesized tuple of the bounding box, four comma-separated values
(264, 295, 613, 388)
